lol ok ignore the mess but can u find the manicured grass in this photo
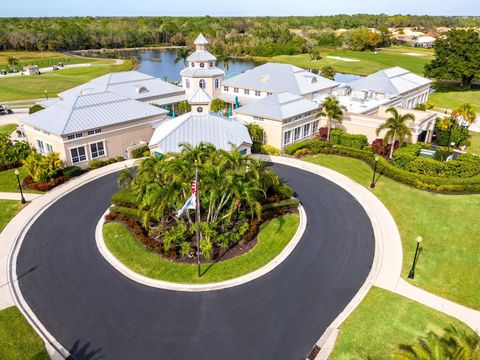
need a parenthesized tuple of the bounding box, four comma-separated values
(304, 154, 480, 309)
(0, 123, 17, 136)
(330, 287, 478, 360)
(0, 306, 49, 360)
(0, 59, 132, 101)
(103, 213, 299, 284)
(468, 132, 480, 155)
(252, 46, 433, 76)
(0, 166, 39, 193)
(0, 51, 101, 70)
(429, 81, 480, 114)
(0, 200, 22, 232)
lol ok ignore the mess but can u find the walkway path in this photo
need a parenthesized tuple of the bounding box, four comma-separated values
(1, 63, 91, 78)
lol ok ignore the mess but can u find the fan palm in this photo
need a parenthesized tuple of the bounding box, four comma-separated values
(174, 48, 190, 67)
(316, 96, 347, 141)
(376, 107, 414, 159)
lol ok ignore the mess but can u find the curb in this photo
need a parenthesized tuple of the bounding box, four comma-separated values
(6, 159, 139, 360)
(95, 205, 307, 292)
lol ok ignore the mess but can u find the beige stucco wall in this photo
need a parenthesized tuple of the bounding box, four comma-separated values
(22, 115, 166, 168)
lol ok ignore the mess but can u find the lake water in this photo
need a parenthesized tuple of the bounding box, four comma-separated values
(85, 48, 362, 84)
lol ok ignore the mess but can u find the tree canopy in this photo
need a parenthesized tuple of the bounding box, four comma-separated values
(425, 29, 480, 89)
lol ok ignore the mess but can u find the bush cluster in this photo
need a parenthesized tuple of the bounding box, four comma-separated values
(131, 145, 150, 159)
(284, 139, 330, 155)
(88, 156, 125, 169)
(0, 134, 31, 169)
(22, 152, 63, 183)
(329, 129, 369, 150)
(259, 144, 281, 156)
(62, 166, 82, 179)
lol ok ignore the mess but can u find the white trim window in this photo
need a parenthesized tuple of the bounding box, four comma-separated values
(215, 78, 219, 89)
(90, 141, 106, 159)
(313, 120, 319, 132)
(185, 79, 190, 89)
(70, 145, 87, 164)
(46, 143, 53, 153)
(294, 127, 302, 141)
(223, 86, 229, 92)
(36, 139, 45, 154)
(255, 90, 261, 97)
(199, 79, 206, 89)
(303, 123, 311, 137)
(284, 130, 292, 146)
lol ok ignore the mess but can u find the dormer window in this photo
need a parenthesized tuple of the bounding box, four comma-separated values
(200, 63, 205, 68)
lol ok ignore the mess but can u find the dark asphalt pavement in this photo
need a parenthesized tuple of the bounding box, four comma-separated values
(16, 164, 374, 360)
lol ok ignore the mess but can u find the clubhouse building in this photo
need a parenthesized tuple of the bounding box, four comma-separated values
(20, 33, 436, 166)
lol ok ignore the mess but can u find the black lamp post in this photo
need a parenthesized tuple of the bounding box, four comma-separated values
(14, 169, 26, 204)
(370, 155, 379, 189)
(408, 235, 423, 279)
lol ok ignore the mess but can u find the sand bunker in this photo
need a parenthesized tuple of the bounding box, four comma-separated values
(326, 56, 360, 62)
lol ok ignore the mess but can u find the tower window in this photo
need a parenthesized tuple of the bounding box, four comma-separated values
(209, 62, 214, 67)
(191, 62, 195, 67)
(199, 79, 206, 89)
(215, 78, 219, 88)
(185, 79, 190, 89)
(197, 107, 204, 113)
(200, 63, 205, 68)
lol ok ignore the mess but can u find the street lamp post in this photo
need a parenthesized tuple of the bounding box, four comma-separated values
(44, 90, 48, 100)
(370, 155, 379, 189)
(14, 169, 26, 204)
(408, 235, 423, 279)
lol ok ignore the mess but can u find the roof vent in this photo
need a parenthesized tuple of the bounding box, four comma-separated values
(135, 85, 148, 94)
(258, 75, 270, 83)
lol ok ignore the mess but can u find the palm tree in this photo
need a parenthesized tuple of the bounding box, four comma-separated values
(174, 47, 190, 67)
(210, 98, 226, 114)
(376, 107, 414, 159)
(453, 103, 477, 128)
(316, 96, 347, 141)
(393, 326, 480, 360)
(7, 56, 19, 72)
(216, 51, 232, 72)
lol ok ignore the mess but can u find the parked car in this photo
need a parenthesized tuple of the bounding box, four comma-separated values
(0, 70, 6, 75)
(53, 66, 59, 71)
(0, 105, 13, 115)
(58, 62, 64, 67)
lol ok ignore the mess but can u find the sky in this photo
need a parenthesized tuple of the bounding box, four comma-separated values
(3, 0, 479, 17)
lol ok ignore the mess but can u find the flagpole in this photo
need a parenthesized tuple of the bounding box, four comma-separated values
(195, 162, 201, 277)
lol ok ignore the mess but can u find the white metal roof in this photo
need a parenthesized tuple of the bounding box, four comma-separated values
(58, 71, 184, 101)
(149, 112, 252, 152)
(188, 88, 211, 104)
(149, 94, 188, 107)
(194, 34, 209, 45)
(22, 91, 167, 136)
(222, 63, 339, 95)
(235, 92, 319, 121)
(180, 67, 225, 78)
(349, 67, 431, 96)
(187, 50, 217, 62)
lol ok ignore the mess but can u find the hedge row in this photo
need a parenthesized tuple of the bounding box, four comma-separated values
(131, 145, 150, 159)
(287, 139, 480, 192)
(329, 129, 369, 150)
(89, 156, 125, 169)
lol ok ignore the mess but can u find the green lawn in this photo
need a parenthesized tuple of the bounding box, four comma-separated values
(0, 306, 49, 360)
(0, 50, 100, 69)
(103, 213, 299, 284)
(0, 59, 132, 101)
(0, 123, 17, 136)
(0, 166, 39, 193)
(330, 287, 478, 360)
(304, 154, 480, 310)
(468, 132, 480, 155)
(429, 81, 480, 114)
(252, 46, 433, 76)
(0, 199, 23, 232)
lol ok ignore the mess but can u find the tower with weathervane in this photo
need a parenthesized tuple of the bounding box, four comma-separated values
(180, 34, 225, 99)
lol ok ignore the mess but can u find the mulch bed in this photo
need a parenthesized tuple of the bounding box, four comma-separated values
(105, 206, 298, 264)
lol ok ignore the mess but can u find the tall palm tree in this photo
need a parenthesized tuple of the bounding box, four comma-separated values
(174, 47, 190, 67)
(316, 96, 347, 141)
(376, 107, 414, 159)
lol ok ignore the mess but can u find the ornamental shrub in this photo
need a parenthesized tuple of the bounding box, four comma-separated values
(330, 129, 368, 149)
(111, 188, 139, 208)
(22, 151, 63, 183)
(131, 145, 150, 159)
(62, 166, 82, 179)
(260, 144, 281, 156)
(392, 144, 422, 169)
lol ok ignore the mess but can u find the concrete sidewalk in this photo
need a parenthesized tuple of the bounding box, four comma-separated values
(0, 192, 42, 202)
(0, 159, 138, 311)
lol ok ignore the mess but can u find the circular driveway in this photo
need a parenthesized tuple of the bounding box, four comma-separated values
(16, 163, 374, 360)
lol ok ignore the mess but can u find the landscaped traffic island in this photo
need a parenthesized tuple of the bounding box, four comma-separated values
(102, 144, 300, 284)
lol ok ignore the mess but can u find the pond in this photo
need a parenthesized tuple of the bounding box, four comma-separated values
(82, 48, 362, 84)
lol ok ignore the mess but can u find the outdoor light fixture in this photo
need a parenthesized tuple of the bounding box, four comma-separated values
(14, 169, 26, 204)
(44, 90, 48, 100)
(370, 155, 379, 189)
(408, 235, 423, 279)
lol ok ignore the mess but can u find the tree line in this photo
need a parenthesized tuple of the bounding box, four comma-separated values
(1, 15, 479, 56)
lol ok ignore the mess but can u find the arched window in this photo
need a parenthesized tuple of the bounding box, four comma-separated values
(199, 79, 206, 89)
(197, 107, 203, 113)
(185, 79, 190, 89)
(215, 78, 219, 89)
(200, 63, 205, 68)
(191, 62, 195, 67)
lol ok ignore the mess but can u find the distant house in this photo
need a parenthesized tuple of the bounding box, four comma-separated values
(412, 36, 436, 48)
(24, 65, 40, 75)
(21, 92, 167, 167)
